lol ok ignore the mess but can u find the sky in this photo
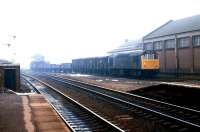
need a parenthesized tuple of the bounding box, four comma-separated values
(0, 0, 199, 68)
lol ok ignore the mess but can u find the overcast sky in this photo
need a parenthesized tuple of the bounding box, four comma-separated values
(0, 0, 199, 68)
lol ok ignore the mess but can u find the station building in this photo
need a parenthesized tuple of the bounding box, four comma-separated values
(143, 15, 200, 75)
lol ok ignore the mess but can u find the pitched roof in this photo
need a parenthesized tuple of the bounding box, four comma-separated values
(108, 39, 143, 55)
(144, 14, 200, 40)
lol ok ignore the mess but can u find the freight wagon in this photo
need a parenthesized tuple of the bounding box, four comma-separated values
(72, 56, 109, 75)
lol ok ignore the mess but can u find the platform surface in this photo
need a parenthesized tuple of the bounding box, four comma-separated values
(0, 94, 71, 132)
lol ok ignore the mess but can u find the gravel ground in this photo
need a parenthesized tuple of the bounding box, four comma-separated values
(18, 78, 32, 93)
(53, 73, 200, 92)
(54, 73, 160, 92)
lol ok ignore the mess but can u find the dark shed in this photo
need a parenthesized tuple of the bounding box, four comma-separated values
(0, 60, 20, 91)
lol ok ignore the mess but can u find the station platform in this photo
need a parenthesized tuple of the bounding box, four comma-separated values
(0, 94, 71, 132)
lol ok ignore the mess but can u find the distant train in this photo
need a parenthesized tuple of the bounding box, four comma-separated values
(30, 61, 71, 73)
(31, 51, 159, 77)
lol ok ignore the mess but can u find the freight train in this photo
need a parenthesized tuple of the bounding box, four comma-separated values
(72, 51, 159, 77)
(30, 51, 159, 77)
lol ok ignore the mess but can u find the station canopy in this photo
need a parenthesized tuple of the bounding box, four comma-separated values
(0, 59, 12, 64)
(108, 39, 143, 56)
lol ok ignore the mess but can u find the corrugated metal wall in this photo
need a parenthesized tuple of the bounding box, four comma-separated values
(194, 47, 200, 72)
(178, 48, 193, 73)
(165, 50, 176, 73)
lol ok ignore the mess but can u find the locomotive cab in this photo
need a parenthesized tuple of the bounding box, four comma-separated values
(141, 51, 160, 70)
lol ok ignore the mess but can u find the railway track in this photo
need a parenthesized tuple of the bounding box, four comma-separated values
(22, 75, 124, 132)
(51, 74, 200, 124)
(29, 72, 200, 132)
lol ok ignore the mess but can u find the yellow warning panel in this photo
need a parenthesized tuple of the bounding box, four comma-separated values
(141, 57, 160, 70)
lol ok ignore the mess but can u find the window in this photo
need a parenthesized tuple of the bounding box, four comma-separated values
(193, 35, 200, 46)
(154, 41, 163, 50)
(144, 43, 153, 50)
(143, 53, 157, 59)
(165, 39, 175, 49)
(178, 37, 189, 48)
